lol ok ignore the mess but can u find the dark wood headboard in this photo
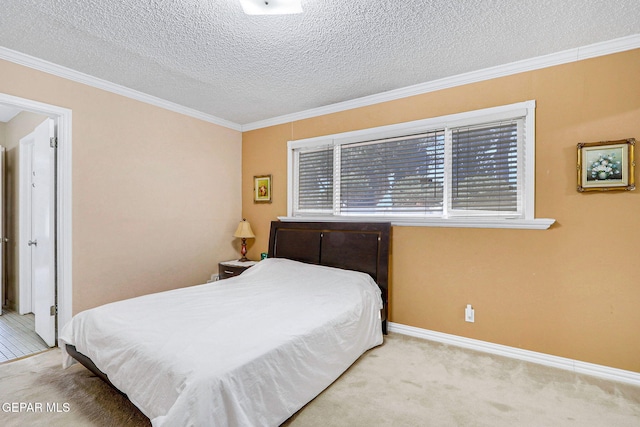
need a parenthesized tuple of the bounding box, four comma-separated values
(268, 221, 391, 333)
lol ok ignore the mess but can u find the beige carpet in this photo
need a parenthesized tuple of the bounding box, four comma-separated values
(1, 333, 639, 426)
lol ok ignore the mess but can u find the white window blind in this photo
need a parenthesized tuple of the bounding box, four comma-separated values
(296, 146, 334, 213)
(340, 132, 444, 215)
(449, 120, 521, 215)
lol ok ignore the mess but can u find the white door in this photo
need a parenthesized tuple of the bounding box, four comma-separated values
(32, 118, 56, 346)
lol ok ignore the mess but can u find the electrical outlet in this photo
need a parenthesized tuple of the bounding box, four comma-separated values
(465, 304, 475, 323)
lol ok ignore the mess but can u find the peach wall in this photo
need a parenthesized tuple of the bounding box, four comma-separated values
(0, 59, 242, 314)
(242, 49, 640, 372)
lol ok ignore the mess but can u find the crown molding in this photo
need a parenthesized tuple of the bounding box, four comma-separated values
(0, 47, 242, 132)
(242, 34, 640, 131)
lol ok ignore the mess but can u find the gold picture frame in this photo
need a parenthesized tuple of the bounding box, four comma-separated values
(253, 174, 272, 203)
(577, 138, 635, 192)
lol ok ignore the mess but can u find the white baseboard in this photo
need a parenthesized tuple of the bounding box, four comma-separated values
(388, 322, 640, 387)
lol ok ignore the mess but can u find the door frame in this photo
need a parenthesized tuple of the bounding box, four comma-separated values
(1, 93, 72, 334)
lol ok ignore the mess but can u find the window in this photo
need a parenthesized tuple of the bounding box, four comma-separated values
(287, 101, 554, 229)
(449, 121, 520, 215)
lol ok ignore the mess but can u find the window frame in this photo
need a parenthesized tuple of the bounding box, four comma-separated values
(285, 100, 554, 229)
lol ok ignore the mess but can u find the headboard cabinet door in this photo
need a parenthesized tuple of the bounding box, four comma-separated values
(269, 229, 321, 264)
(320, 231, 380, 282)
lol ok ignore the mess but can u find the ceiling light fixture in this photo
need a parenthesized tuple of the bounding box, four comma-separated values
(239, 0, 303, 15)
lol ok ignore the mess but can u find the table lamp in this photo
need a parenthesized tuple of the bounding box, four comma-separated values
(234, 219, 255, 262)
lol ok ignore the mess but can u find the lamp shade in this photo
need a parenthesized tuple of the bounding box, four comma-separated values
(234, 219, 255, 239)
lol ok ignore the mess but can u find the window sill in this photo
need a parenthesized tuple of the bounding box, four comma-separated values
(278, 216, 556, 230)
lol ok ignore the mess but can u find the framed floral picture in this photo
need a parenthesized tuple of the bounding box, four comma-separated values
(577, 139, 635, 192)
(253, 174, 272, 203)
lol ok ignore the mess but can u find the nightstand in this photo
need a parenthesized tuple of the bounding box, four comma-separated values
(218, 260, 257, 280)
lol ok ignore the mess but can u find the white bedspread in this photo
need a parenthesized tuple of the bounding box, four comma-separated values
(59, 258, 383, 426)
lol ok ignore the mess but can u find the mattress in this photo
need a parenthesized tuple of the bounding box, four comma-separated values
(58, 258, 383, 426)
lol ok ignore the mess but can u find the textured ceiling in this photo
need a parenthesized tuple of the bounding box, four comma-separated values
(0, 0, 639, 127)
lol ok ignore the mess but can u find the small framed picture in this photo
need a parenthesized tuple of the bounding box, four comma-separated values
(577, 139, 635, 192)
(253, 175, 272, 203)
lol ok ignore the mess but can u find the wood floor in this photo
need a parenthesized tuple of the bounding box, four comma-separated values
(0, 308, 49, 363)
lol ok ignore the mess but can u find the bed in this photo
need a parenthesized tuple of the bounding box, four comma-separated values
(59, 221, 391, 426)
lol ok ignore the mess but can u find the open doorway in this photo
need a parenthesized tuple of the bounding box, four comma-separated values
(0, 94, 72, 362)
(0, 111, 53, 361)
